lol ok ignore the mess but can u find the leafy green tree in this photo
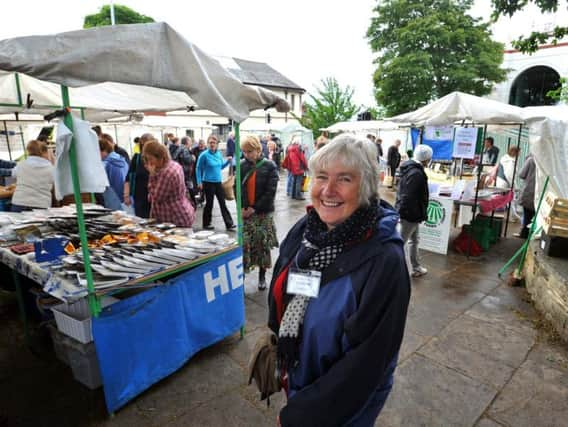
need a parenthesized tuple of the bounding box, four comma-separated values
(84, 4, 155, 28)
(547, 77, 568, 103)
(295, 77, 360, 137)
(367, 0, 507, 116)
(491, 0, 568, 53)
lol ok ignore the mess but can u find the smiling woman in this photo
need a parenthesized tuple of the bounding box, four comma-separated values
(266, 134, 411, 426)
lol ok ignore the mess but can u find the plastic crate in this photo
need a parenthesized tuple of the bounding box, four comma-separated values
(463, 223, 492, 251)
(51, 296, 118, 344)
(474, 215, 502, 244)
(65, 335, 102, 390)
(47, 323, 69, 365)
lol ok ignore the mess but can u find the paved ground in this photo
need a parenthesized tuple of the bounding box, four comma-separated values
(1, 172, 567, 426)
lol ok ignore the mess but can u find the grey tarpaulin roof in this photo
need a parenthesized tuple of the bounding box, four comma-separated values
(226, 58, 304, 92)
(0, 22, 289, 123)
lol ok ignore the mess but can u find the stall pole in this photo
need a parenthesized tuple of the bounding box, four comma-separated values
(234, 123, 245, 339)
(467, 124, 487, 258)
(504, 124, 523, 237)
(114, 124, 119, 146)
(3, 121, 13, 161)
(14, 73, 23, 106)
(61, 85, 101, 316)
(19, 125, 26, 159)
(129, 130, 133, 156)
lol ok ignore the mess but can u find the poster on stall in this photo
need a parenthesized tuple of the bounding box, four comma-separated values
(419, 197, 453, 255)
(452, 127, 478, 159)
(421, 126, 454, 160)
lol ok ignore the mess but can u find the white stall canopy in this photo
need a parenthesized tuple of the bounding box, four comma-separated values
(0, 22, 289, 123)
(388, 92, 525, 126)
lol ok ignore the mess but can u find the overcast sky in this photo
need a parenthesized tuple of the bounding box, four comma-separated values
(0, 1, 563, 107)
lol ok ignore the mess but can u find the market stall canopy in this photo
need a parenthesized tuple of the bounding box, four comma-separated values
(0, 22, 289, 123)
(240, 121, 309, 134)
(522, 105, 568, 199)
(240, 120, 313, 149)
(320, 120, 403, 133)
(388, 92, 524, 126)
(0, 71, 199, 122)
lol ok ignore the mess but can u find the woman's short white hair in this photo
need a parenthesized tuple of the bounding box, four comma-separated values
(308, 133, 380, 206)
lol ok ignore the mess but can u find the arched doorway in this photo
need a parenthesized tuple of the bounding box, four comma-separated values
(509, 66, 561, 107)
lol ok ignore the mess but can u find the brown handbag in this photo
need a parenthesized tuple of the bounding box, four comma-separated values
(222, 175, 235, 200)
(247, 330, 282, 406)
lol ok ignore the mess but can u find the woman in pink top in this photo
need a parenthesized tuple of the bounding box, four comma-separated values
(143, 141, 195, 227)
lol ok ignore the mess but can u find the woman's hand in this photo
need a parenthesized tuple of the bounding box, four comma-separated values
(242, 207, 255, 219)
(123, 195, 131, 206)
(198, 184, 203, 191)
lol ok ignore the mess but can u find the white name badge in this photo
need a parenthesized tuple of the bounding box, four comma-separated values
(287, 268, 321, 298)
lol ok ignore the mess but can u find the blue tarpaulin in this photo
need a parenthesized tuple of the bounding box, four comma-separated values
(92, 247, 245, 413)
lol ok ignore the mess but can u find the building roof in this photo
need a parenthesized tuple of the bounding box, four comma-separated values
(217, 56, 305, 93)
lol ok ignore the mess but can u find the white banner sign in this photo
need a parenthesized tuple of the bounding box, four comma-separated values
(452, 127, 478, 159)
(419, 197, 454, 255)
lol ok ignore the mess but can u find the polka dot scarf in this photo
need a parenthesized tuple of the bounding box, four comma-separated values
(277, 202, 379, 370)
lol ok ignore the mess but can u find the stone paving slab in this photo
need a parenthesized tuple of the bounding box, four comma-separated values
(418, 314, 535, 388)
(465, 285, 539, 337)
(171, 393, 270, 426)
(487, 358, 568, 427)
(376, 354, 497, 426)
(475, 418, 504, 427)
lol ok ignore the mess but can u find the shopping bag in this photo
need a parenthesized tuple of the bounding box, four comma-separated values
(222, 175, 235, 200)
(302, 175, 311, 192)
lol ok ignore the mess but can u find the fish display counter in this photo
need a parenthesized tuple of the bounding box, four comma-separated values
(0, 204, 238, 301)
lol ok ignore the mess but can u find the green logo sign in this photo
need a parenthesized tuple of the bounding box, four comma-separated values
(426, 200, 445, 227)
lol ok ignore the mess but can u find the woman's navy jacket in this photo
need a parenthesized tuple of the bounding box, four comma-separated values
(268, 201, 411, 426)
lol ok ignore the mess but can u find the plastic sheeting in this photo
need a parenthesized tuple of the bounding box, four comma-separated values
(0, 22, 289, 123)
(523, 106, 568, 199)
(388, 92, 524, 126)
(54, 116, 108, 199)
(92, 247, 245, 413)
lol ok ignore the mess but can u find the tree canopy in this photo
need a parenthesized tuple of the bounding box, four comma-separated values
(491, 0, 568, 53)
(84, 4, 155, 28)
(367, 0, 507, 116)
(296, 77, 360, 137)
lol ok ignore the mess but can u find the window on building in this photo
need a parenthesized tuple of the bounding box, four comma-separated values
(291, 94, 296, 111)
(185, 129, 194, 139)
(509, 66, 561, 107)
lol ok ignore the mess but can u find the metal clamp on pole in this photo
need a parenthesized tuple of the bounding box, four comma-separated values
(43, 107, 71, 122)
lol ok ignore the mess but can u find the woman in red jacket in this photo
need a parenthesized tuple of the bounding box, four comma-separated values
(283, 138, 307, 200)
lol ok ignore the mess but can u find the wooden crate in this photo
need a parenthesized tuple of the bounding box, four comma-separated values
(541, 192, 568, 238)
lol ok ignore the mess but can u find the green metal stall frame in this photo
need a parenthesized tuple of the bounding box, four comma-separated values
(58, 85, 246, 320)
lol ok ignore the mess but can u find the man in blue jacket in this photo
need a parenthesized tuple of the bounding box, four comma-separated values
(396, 144, 433, 277)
